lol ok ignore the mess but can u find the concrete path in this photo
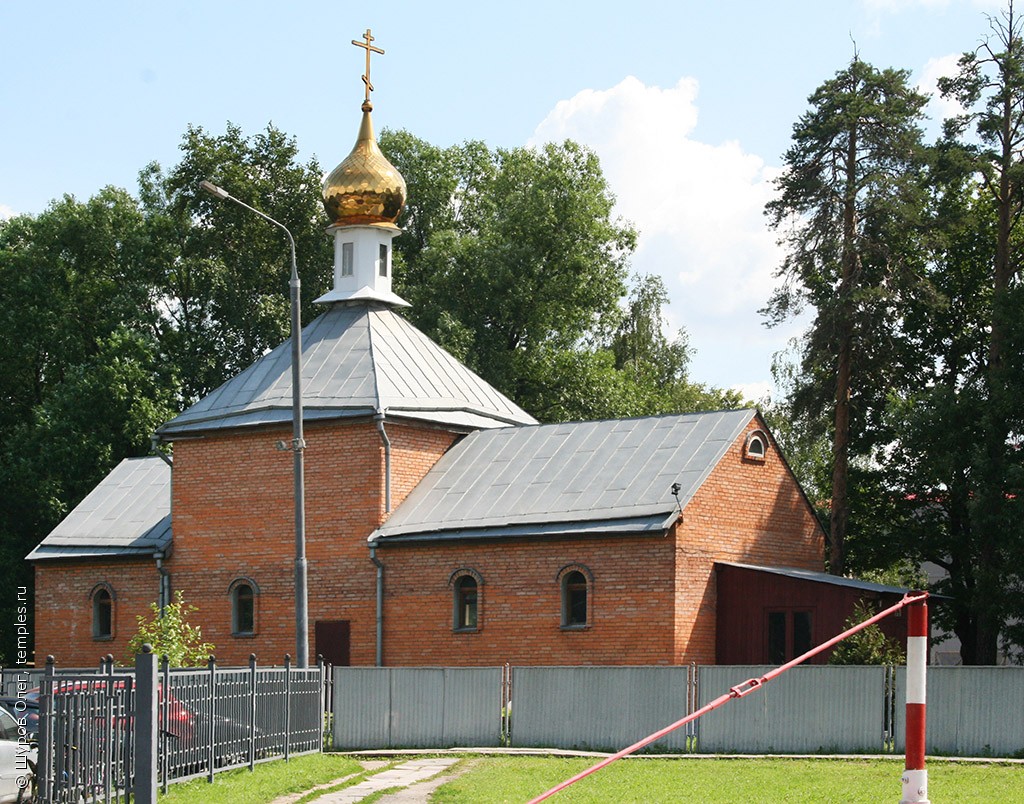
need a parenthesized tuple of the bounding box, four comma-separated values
(300, 757, 463, 803)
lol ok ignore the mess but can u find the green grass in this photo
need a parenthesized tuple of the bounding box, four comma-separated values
(155, 753, 1024, 804)
(431, 756, 1024, 803)
(157, 752, 365, 804)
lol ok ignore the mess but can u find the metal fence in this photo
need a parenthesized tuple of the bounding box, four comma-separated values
(333, 664, 1024, 757)
(511, 666, 694, 752)
(28, 654, 328, 803)
(894, 665, 1024, 757)
(332, 666, 505, 750)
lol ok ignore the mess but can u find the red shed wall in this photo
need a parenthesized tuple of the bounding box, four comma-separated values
(715, 565, 907, 664)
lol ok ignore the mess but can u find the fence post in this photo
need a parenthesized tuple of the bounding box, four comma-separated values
(37, 656, 54, 803)
(160, 655, 170, 795)
(317, 654, 326, 750)
(103, 654, 115, 803)
(248, 654, 257, 771)
(901, 595, 929, 804)
(134, 644, 158, 804)
(207, 655, 217, 783)
(284, 654, 292, 761)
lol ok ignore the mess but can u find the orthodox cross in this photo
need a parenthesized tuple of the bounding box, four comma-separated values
(352, 29, 384, 103)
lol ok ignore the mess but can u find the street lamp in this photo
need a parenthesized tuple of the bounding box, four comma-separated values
(199, 180, 309, 668)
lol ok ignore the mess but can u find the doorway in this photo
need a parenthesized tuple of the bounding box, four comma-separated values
(314, 620, 351, 666)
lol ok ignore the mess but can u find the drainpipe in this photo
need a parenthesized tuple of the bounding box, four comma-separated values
(374, 410, 392, 514)
(370, 543, 384, 667)
(150, 434, 173, 467)
(372, 411, 392, 667)
(151, 434, 172, 618)
(154, 551, 170, 617)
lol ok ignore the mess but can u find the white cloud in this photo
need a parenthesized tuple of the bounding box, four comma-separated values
(0, 204, 15, 221)
(530, 76, 794, 393)
(918, 53, 968, 125)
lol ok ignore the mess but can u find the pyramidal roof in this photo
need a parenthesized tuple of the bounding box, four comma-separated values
(157, 302, 536, 437)
(160, 56, 536, 438)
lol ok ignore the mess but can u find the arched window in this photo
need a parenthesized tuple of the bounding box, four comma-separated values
(558, 565, 593, 629)
(91, 584, 114, 639)
(229, 579, 259, 636)
(449, 568, 483, 632)
(744, 430, 769, 461)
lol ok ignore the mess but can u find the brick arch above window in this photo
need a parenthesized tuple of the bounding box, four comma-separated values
(555, 563, 594, 586)
(90, 582, 117, 601)
(227, 577, 261, 595)
(448, 567, 484, 587)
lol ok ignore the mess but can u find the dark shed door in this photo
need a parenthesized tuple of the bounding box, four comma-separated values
(315, 620, 351, 666)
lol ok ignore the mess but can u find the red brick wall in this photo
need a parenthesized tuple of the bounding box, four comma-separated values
(374, 415, 825, 668)
(672, 416, 826, 664)
(376, 535, 679, 666)
(34, 413, 825, 670)
(167, 418, 455, 666)
(34, 559, 158, 667)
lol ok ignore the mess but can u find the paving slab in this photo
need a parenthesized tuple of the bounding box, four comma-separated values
(307, 757, 461, 803)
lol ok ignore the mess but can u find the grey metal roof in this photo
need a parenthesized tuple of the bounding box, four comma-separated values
(27, 457, 171, 561)
(158, 302, 536, 437)
(715, 561, 910, 595)
(371, 409, 757, 544)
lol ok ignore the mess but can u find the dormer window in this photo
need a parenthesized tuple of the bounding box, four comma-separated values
(379, 244, 389, 277)
(341, 242, 354, 277)
(745, 430, 769, 461)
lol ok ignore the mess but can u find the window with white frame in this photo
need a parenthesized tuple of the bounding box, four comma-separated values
(341, 242, 354, 277)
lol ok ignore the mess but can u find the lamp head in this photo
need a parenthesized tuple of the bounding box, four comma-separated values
(199, 180, 230, 201)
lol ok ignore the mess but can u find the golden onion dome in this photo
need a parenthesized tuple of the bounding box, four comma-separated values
(322, 101, 406, 226)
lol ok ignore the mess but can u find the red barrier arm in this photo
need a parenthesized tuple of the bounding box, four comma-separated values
(527, 591, 929, 803)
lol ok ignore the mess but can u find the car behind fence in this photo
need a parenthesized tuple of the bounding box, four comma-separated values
(8, 650, 328, 804)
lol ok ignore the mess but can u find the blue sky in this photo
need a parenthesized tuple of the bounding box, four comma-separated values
(0, 0, 1003, 399)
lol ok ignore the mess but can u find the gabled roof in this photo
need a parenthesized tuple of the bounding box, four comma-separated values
(371, 409, 758, 544)
(157, 302, 536, 437)
(28, 456, 171, 561)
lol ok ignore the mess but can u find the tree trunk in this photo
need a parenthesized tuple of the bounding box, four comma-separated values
(830, 116, 860, 577)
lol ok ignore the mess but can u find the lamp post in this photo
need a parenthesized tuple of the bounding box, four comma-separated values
(199, 180, 309, 668)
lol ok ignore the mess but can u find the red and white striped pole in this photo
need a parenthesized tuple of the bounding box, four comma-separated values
(901, 593, 929, 804)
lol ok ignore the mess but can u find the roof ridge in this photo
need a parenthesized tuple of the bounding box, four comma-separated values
(364, 304, 385, 414)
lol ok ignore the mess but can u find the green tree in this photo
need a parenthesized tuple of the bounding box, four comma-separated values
(764, 56, 929, 575)
(0, 124, 330, 664)
(139, 123, 332, 406)
(0, 189, 173, 663)
(828, 600, 907, 665)
(382, 130, 741, 421)
(935, 0, 1024, 665)
(126, 591, 215, 667)
(386, 134, 636, 420)
(611, 275, 744, 414)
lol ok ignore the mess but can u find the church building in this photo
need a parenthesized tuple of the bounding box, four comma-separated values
(28, 36, 908, 670)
